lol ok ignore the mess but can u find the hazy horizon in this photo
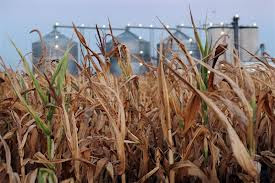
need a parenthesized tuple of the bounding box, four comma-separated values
(1, 0, 275, 68)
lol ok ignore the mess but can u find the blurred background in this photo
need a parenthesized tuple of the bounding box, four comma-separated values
(0, 0, 274, 69)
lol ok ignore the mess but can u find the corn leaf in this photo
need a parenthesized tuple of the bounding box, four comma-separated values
(11, 40, 48, 105)
(5, 70, 51, 136)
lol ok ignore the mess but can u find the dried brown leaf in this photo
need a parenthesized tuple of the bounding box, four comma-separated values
(183, 94, 201, 134)
(171, 160, 209, 183)
(94, 158, 108, 180)
(23, 169, 38, 183)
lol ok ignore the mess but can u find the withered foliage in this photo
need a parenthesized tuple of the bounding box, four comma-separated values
(0, 24, 274, 183)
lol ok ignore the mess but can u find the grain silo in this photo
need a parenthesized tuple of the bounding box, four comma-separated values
(239, 26, 259, 62)
(207, 26, 235, 63)
(32, 30, 78, 75)
(156, 30, 200, 65)
(106, 30, 150, 75)
(207, 15, 261, 65)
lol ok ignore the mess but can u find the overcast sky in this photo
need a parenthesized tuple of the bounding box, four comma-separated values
(1, 0, 275, 68)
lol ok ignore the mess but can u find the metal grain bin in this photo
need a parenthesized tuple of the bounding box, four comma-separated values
(240, 26, 259, 62)
(106, 30, 150, 75)
(32, 30, 78, 75)
(156, 30, 200, 65)
(207, 26, 235, 63)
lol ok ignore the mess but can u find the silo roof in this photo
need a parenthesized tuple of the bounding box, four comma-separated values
(114, 30, 149, 43)
(172, 30, 192, 40)
(158, 30, 192, 44)
(33, 30, 77, 44)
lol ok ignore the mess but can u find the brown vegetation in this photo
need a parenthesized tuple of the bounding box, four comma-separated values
(0, 21, 274, 183)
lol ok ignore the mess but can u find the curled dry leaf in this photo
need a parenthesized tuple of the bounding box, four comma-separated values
(94, 158, 108, 180)
(23, 169, 38, 183)
(183, 93, 201, 134)
(0, 19, 273, 182)
(219, 97, 248, 126)
(167, 65, 259, 178)
(171, 160, 209, 183)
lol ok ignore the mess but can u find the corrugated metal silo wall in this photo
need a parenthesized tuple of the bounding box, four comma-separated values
(157, 39, 184, 65)
(207, 27, 234, 63)
(156, 41, 173, 64)
(48, 43, 62, 60)
(32, 41, 50, 73)
(118, 35, 139, 65)
(105, 42, 121, 75)
(139, 41, 151, 61)
(125, 40, 140, 54)
(240, 27, 259, 62)
(32, 41, 79, 75)
(32, 42, 42, 66)
(106, 33, 150, 75)
(157, 38, 200, 66)
(68, 42, 79, 75)
(118, 34, 140, 54)
(187, 42, 201, 59)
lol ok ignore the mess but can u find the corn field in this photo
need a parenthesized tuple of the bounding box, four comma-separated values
(0, 18, 274, 183)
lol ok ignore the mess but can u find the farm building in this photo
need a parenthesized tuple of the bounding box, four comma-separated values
(106, 30, 150, 75)
(156, 30, 201, 65)
(32, 30, 79, 75)
(207, 16, 260, 64)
